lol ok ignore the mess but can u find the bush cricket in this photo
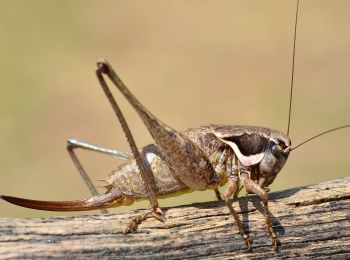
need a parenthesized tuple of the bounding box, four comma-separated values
(1, 0, 349, 252)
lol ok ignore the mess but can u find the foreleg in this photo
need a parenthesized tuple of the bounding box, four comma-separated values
(242, 172, 280, 251)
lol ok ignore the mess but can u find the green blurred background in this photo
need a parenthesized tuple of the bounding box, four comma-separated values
(0, 1, 349, 217)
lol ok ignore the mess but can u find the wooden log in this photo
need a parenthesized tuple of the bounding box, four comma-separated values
(0, 177, 349, 259)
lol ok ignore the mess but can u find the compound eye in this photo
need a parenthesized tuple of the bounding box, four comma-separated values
(271, 145, 283, 159)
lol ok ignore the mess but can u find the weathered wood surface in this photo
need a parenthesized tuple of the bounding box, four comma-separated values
(0, 177, 349, 259)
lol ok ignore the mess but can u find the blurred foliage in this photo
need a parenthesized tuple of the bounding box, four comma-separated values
(0, 0, 349, 217)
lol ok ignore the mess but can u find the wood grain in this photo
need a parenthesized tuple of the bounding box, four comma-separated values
(0, 177, 349, 259)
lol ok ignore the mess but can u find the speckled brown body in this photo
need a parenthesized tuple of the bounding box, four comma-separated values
(105, 124, 291, 205)
(105, 126, 225, 202)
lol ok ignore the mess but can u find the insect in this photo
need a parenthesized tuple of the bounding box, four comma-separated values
(1, 1, 349, 252)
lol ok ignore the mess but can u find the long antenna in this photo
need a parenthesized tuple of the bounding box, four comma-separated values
(287, 0, 300, 136)
(291, 124, 350, 151)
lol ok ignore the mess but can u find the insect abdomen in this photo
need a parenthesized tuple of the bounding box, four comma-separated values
(106, 144, 189, 203)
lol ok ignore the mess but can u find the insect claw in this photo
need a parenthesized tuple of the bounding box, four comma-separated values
(152, 213, 165, 223)
(153, 206, 166, 222)
(122, 226, 134, 235)
(123, 207, 166, 235)
(247, 246, 253, 253)
(123, 214, 145, 235)
(244, 236, 253, 252)
(272, 237, 281, 252)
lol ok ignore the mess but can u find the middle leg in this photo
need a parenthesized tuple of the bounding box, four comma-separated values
(224, 177, 252, 251)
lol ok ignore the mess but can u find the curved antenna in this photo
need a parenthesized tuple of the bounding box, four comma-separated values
(287, 0, 300, 136)
(291, 124, 350, 151)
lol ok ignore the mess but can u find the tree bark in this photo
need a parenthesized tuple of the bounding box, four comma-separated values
(0, 177, 349, 259)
